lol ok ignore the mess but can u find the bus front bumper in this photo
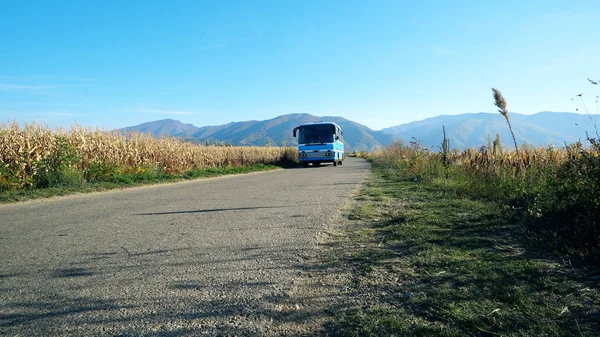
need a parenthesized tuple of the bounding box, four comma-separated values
(298, 150, 340, 162)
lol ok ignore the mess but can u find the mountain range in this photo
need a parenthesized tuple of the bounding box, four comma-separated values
(120, 114, 396, 152)
(120, 112, 599, 151)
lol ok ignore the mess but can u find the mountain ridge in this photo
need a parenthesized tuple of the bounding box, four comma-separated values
(119, 112, 599, 151)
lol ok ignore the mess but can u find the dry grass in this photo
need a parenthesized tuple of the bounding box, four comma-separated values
(371, 140, 596, 176)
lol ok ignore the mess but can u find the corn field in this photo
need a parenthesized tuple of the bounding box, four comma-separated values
(0, 122, 296, 190)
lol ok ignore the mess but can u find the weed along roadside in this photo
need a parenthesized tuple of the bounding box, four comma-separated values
(0, 162, 283, 203)
(319, 158, 600, 336)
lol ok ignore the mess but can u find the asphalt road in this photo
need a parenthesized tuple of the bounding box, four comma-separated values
(0, 157, 371, 336)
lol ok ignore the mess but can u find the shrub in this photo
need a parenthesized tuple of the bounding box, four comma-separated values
(524, 145, 600, 260)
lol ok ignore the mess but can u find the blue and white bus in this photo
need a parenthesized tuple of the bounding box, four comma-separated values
(293, 122, 344, 167)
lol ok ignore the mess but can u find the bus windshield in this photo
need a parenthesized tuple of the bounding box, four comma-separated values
(298, 124, 334, 144)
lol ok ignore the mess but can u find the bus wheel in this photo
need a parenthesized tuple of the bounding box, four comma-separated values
(333, 161, 337, 166)
(339, 160, 342, 165)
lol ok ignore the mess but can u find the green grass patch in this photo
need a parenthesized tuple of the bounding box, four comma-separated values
(0, 164, 279, 203)
(325, 166, 600, 336)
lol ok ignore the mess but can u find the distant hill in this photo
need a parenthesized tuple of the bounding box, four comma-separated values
(124, 119, 200, 136)
(119, 112, 599, 151)
(120, 113, 397, 152)
(381, 112, 599, 150)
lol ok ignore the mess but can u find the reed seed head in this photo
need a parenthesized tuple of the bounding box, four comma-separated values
(492, 88, 509, 119)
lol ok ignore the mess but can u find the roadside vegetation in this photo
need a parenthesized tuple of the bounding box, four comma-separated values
(324, 149, 600, 336)
(324, 88, 600, 335)
(0, 122, 297, 202)
(367, 132, 600, 263)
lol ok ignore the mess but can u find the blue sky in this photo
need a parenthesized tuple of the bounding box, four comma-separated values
(1, 0, 599, 130)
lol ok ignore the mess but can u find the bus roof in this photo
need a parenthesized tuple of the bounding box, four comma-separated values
(296, 121, 342, 129)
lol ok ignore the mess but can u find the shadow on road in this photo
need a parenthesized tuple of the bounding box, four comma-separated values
(0, 242, 353, 336)
(135, 205, 292, 216)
